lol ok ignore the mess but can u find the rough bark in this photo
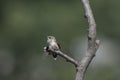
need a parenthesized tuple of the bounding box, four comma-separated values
(75, 0, 100, 80)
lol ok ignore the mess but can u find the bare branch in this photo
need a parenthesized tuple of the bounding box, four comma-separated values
(75, 0, 100, 80)
(54, 50, 78, 67)
(44, 0, 100, 80)
(45, 48, 78, 67)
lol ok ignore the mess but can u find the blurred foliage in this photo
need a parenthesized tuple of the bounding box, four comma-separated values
(0, 0, 120, 80)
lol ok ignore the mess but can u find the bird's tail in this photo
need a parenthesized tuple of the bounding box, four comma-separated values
(52, 53, 57, 60)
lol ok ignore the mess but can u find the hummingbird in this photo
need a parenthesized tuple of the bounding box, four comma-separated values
(45, 36, 60, 60)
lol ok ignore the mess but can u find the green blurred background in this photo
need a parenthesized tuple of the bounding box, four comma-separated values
(0, 0, 120, 80)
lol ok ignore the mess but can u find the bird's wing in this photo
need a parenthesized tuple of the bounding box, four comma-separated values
(57, 43, 61, 50)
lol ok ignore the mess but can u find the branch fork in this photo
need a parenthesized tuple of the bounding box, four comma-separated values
(43, 0, 100, 80)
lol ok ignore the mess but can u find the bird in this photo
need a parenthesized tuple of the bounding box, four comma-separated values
(46, 36, 60, 60)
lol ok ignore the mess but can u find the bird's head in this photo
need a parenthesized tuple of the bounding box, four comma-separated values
(47, 36, 56, 42)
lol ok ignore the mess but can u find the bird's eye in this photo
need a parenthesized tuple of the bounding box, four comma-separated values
(48, 36, 51, 39)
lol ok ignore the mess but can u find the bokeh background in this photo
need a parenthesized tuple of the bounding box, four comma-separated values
(0, 0, 120, 80)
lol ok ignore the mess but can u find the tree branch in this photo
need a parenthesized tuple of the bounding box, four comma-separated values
(54, 50, 78, 67)
(44, 47, 78, 67)
(75, 0, 100, 80)
(44, 0, 100, 80)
